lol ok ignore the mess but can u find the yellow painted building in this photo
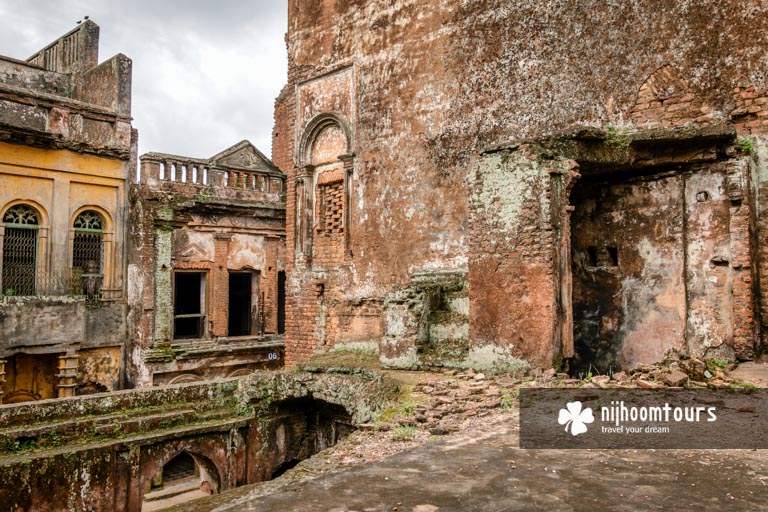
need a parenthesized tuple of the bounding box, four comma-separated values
(0, 21, 134, 403)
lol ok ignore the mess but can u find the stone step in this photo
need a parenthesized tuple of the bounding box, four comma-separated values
(196, 406, 246, 421)
(0, 411, 125, 443)
(143, 478, 199, 502)
(0, 402, 203, 453)
(142, 488, 210, 512)
(428, 321, 469, 342)
(119, 408, 197, 435)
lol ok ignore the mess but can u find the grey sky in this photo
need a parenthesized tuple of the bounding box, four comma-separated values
(0, 0, 288, 160)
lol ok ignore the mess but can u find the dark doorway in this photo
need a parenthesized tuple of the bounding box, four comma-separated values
(228, 272, 252, 336)
(569, 174, 687, 375)
(277, 271, 286, 334)
(163, 452, 197, 483)
(174, 272, 205, 339)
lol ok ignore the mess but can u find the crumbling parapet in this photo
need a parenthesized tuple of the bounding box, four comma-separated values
(138, 145, 285, 202)
(0, 20, 132, 157)
(237, 369, 399, 425)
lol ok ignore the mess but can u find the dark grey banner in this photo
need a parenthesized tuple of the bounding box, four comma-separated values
(520, 388, 768, 449)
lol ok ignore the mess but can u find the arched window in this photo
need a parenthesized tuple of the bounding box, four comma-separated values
(72, 210, 103, 275)
(2, 204, 40, 296)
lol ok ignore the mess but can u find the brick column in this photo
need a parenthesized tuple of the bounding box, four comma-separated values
(153, 226, 174, 342)
(339, 153, 355, 257)
(57, 348, 79, 398)
(295, 165, 314, 264)
(212, 233, 232, 337)
(728, 158, 759, 359)
(0, 359, 6, 404)
(263, 238, 279, 334)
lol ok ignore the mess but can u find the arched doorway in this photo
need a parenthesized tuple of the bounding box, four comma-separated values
(141, 451, 219, 511)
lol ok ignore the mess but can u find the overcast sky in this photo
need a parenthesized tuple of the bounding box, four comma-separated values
(0, 0, 288, 160)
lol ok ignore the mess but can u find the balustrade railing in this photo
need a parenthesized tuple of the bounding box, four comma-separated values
(0, 264, 118, 303)
(141, 156, 284, 195)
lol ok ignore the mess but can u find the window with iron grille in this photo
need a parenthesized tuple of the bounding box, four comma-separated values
(72, 210, 103, 276)
(2, 205, 40, 296)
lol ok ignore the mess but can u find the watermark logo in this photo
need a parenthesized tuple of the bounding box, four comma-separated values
(557, 401, 594, 436)
(521, 389, 764, 449)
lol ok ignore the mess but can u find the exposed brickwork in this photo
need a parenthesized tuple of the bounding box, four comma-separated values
(630, 66, 715, 127)
(313, 180, 346, 268)
(278, 0, 768, 371)
(127, 143, 287, 386)
(320, 181, 344, 234)
(727, 159, 759, 359)
(212, 234, 231, 337)
(731, 86, 768, 136)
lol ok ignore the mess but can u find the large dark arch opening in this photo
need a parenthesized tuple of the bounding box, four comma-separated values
(265, 396, 355, 479)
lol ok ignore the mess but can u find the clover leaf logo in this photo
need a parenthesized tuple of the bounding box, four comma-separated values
(558, 401, 594, 436)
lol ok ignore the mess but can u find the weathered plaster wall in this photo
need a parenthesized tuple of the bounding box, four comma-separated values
(469, 147, 577, 370)
(0, 298, 125, 398)
(280, 0, 768, 368)
(572, 174, 688, 372)
(0, 297, 86, 349)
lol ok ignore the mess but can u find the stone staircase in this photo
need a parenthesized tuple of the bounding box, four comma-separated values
(0, 380, 244, 457)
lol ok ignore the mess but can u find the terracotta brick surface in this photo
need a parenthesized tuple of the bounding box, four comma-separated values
(278, 0, 768, 368)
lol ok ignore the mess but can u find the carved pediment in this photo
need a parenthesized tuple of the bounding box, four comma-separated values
(177, 242, 207, 260)
(209, 141, 280, 173)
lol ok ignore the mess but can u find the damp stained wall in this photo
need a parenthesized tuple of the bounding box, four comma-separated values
(278, 0, 768, 368)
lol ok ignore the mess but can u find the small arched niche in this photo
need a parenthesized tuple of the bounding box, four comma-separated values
(310, 123, 348, 167)
(295, 114, 355, 265)
(142, 451, 219, 511)
(299, 113, 352, 168)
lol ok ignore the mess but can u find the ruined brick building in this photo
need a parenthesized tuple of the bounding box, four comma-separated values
(0, 21, 287, 404)
(275, 0, 768, 375)
(0, 21, 134, 403)
(4, 2, 768, 511)
(128, 142, 286, 386)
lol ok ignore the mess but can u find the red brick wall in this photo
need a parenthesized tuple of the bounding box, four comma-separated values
(630, 65, 715, 128)
(211, 235, 231, 337)
(281, 0, 768, 367)
(469, 148, 578, 368)
(731, 86, 768, 135)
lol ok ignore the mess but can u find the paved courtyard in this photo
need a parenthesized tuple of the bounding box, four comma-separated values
(179, 364, 768, 512)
